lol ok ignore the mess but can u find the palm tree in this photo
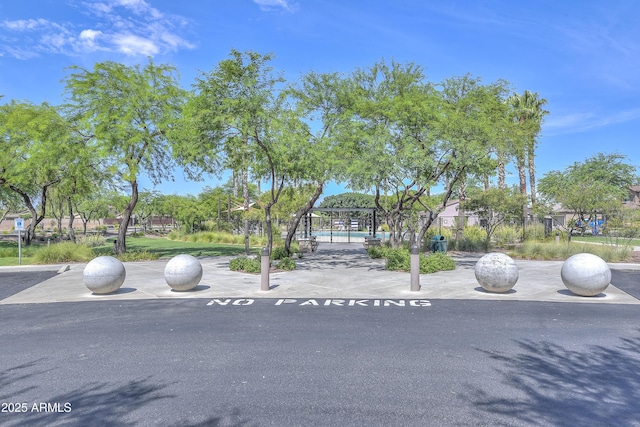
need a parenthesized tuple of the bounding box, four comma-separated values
(507, 90, 549, 205)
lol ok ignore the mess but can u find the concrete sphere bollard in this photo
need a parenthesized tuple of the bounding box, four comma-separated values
(83, 256, 126, 294)
(561, 253, 611, 296)
(164, 254, 203, 291)
(475, 252, 519, 293)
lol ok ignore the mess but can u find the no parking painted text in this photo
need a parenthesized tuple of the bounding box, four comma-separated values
(207, 298, 431, 307)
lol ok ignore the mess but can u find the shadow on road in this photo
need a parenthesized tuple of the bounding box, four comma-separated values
(1, 359, 253, 426)
(469, 332, 640, 426)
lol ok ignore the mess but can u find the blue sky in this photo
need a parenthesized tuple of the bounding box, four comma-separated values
(1, 0, 639, 197)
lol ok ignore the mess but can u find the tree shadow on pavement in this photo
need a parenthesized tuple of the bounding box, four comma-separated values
(468, 333, 640, 426)
(1, 359, 253, 427)
(0, 359, 46, 401)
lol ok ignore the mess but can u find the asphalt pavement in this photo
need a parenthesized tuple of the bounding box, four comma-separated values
(1, 243, 639, 426)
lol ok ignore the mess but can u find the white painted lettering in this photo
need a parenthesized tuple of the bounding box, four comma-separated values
(348, 300, 369, 307)
(409, 300, 432, 307)
(384, 300, 405, 307)
(299, 299, 320, 306)
(324, 299, 345, 306)
(275, 299, 297, 305)
(232, 299, 254, 306)
(208, 298, 232, 306)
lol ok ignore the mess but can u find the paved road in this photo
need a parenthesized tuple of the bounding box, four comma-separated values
(1, 297, 640, 426)
(1, 250, 639, 426)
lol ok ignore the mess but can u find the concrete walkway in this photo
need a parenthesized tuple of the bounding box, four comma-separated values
(1, 243, 639, 305)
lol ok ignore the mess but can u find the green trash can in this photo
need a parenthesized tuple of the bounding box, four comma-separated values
(430, 235, 447, 253)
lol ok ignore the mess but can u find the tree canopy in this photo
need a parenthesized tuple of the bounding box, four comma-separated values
(64, 59, 186, 253)
(538, 153, 638, 237)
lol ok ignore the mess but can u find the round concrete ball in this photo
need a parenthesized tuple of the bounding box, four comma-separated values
(83, 256, 126, 294)
(475, 252, 519, 293)
(164, 254, 203, 291)
(561, 253, 611, 296)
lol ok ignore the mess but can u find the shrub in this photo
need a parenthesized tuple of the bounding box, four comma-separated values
(524, 223, 546, 241)
(76, 234, 106, 248)
(167, 230, 182, 240)
(420, 252, 456, 274)
(367, 245, 389, 259)
(0, 247, 19, 257)
(229, 256, 262, 273)
(271, 246, 288, 261)
(167, 230, 269, 247)
(277, 257, 296, 270)
(507, 241, 630, 262)
(33, 242, 95, 264)
(117, 250, 159, 262)
(493, 225, 519, 246)
(385, 248, 410, 271)
(456, 226, 488, 252)
(382, 248, 457, 273)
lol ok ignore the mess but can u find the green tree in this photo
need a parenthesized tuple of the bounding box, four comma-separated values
(133, 190, 162, 233)
(343, 63, 512, 248)
(341, 60, 438, 247)
(319, 193, 376, 210)
(170, 194, 207, 233)
(0, 101, 81, 245)
(74, 189, 111, 235)
(175, 49, 282, 254)
(64, 59, 186, 254)
(507, 90, 549, 205)
(0, 186, 21, 226)
(538, 153, 637, 240)
(280, 71, 354, 255)
(465, 186, 528, 247)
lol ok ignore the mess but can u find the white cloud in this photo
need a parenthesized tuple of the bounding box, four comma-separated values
(0, 0, 194, 59)
(1, 18, 50, 31)
(112, 33, 158, 56)
(253, 0, 299, 12)
(79, 29, 102, 49)
(544, 109, 640, 135)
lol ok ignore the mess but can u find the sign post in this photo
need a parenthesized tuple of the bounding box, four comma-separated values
(15, 218, 24, 265)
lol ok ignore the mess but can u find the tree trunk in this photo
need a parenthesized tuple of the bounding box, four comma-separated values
(9, 184, 50, 246)
(242, 169, 250, 255)
(264, 204, 273, 255)
(53, 198, 63, 241)
(284, 182, 324, 256)
(116, 180, 139, 255)
(456, 179, 466, 242)
(67, 198, 76, 242)
(516, 155, 527, 196)
(527, 140, 537, 205)
(233, 170, 239, 198)
(516, 154, 528, 239)
(497, 152, 506, 190)
(81, 216, 88, 235)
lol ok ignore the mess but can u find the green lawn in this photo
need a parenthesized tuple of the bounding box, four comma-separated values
(108, 236, 253, 258)
(0, 240, 37, 266)
(0, 236, 253, 266)
(571, 236, 640, 247)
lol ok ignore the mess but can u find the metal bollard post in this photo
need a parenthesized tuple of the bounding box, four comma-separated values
(410, 244, 420, 291)
(261, 247, 270, 291)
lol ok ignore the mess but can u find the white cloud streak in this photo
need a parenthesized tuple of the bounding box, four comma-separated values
(0, 0, 194, 59)
(544, 108, 640, 136)
(252, 0, 299, 13)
